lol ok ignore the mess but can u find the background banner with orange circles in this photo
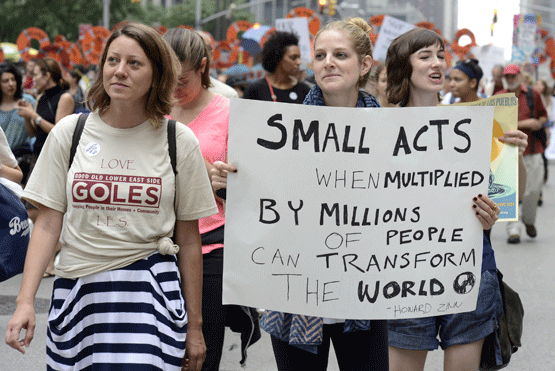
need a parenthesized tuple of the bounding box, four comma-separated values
(451, 94, 519, 221)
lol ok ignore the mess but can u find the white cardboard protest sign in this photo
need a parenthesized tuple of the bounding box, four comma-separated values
(223, 100, 494, 320)
(373, 16, 415, 62)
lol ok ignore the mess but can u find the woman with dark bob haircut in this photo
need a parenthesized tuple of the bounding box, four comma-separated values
(385, 27, 527, 371)
(386, 27, 446, 107)
(6, 22, 218, 371)
(243, 31, 310, 104)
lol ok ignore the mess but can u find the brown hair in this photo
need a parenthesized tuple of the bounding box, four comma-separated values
(87, 22, 180, 127)
(163, 28, 211, 89)
(386, 28, 445, 106)
(315, 17, 374, 87)
(34, 57, 69, 90)
(371, 61, 386, 83)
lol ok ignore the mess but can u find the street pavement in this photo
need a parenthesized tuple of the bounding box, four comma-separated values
(2, 162, 554, 371)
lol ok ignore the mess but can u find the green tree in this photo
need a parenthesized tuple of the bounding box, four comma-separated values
(0, 0, 102, 44)
(0, 0, 254, 46)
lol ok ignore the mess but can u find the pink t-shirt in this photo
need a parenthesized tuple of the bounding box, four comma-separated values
(187, 94, 229, 254)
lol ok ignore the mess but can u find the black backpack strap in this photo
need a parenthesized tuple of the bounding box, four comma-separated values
(69, 113, 89, 170)
(167, 119, 177, 176)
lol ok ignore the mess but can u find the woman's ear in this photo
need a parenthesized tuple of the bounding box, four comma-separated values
(360, 55, 373, 79)
(470, 78, 478, 90)
(200, 57, 208, 74)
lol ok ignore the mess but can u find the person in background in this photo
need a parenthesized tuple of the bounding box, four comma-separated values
(385, 28, 503, 371)
(496, 64, 547, 244)
(195, 30, 239, 99)
(371, 61, 396, 107)
(5, 22, 216, 371)
(440, 70, 457, 104)
(533, 78, 553, 196)
(16, 57, 76, 274)
(225, 75, 248, 98)
(0, 63, 35, 187)
(449, 57, 529, 236)
(243, 31, 310, 104)
(210, 17, 390, 371)
(485, 64, 505, 97)
(0, 63, 35, 154)
(65, 67, 86, 110)
(17, 57, 75, 159)
(163, 27, 260, 371)
(22, 59, 36, 97)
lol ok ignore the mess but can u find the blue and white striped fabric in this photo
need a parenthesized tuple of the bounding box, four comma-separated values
(46, 253, 187, 371)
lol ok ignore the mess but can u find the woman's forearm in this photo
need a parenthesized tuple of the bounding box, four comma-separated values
(0, 164, 23, 184)
(17, 207, 64, 305)
(175, 220, 204, 328)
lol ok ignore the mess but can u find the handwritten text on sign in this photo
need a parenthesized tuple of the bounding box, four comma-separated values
(223, 100, 494, 320)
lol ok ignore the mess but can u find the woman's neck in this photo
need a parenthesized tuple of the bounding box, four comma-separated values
(459, 91, 480, 103)
(378, 96, 395, 108)
(406, 91, 439, 107)
(0, 95, 18, 111)
(1, 95, 17, 104)
(100, 103, 149, 129)
(322, 88, 359, 108)
(68, 85, 79, 95)
(267, 72, 297, 90)
(45, 81, 57, 91)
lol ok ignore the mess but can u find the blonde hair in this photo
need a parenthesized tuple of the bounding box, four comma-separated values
(87, 22, 180, 128)
(164, 28, 212, 89)
(315, 17, 374, 86)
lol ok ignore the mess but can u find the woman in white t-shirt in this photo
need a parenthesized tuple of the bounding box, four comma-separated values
(5, 23, 217, 371)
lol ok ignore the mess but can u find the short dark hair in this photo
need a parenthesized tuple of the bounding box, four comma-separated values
(453, 58, 483, 91)
(386, 28, 445, 106)
(0, 62, 23, 101)
(261, 31, 299, 73)
(87, 22, 180, 128)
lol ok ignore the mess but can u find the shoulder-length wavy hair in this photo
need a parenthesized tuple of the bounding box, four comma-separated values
(0, 62, 23, 101)
(315, 17, 374, 87)
(163, 28, 211, 89)
(386, 28, 445, 106)
(87, 22, 180, 128)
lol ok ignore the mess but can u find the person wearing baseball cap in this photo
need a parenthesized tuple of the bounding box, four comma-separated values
(495, 64, 548, 244)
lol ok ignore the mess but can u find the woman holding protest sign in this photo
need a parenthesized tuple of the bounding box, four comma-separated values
(5, 22, 217, 371)
(210, 17, 389, 371)
(384, 28, 523, 371)
(450, 58, 528, 204)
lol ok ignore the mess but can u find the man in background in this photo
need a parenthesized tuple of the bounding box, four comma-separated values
(496, 64, 547, 244)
